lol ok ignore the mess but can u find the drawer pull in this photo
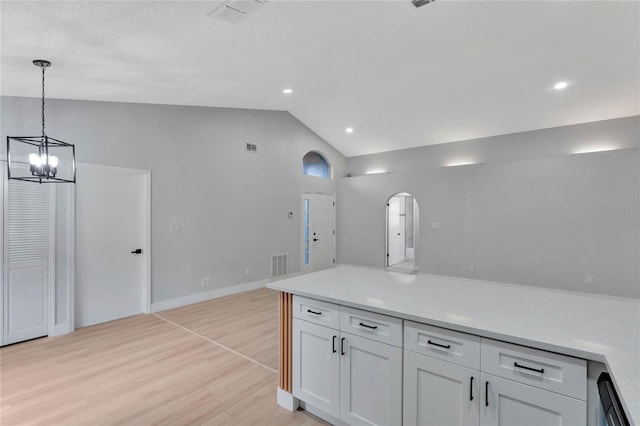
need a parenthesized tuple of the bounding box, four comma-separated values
(427, 340, 451, 349)
(358, 322, 378, 330)
(306, 309, 322, 315)
(332, 335, 337, 353)
(341, 337, 346, 356)
(514, 362, 544, 374)
(469, 376, 474, 401)
(485, 381, 489, 407)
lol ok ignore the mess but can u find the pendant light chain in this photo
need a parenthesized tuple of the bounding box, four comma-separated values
(41, 65, 46, 137)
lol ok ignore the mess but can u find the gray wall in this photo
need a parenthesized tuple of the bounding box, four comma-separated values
(338, 117, 640, 298)
(2, 96, 346, 304)
(347, 116, 640, 176)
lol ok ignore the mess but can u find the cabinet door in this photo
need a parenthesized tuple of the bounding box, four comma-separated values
(340, 333, 402, 426)
(480, 373, 586, 426)
(403, 350, 480, 426)
(293, 319, 340, 418)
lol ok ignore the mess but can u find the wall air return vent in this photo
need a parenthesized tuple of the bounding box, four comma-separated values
(208, 0, 268, 24)
(246, 142, 257, 152)
(271, 253, 288, 278)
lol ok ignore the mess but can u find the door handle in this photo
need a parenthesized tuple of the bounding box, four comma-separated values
(313, 238, 319, 242)
(131, 249, 142, 254)
(470, 376, 474, 401)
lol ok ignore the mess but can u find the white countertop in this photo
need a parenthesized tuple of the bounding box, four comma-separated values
(267, 264, 640, 425)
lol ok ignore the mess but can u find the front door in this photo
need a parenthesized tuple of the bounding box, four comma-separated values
(302, 193, 335, 273)
(75, 164, 149, 328)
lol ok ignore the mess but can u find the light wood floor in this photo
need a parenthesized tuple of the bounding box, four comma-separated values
(0, 288, 326, 425)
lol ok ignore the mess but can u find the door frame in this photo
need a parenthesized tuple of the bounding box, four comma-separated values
(385, 192, 419, 273)
(301, 192, 336, 274)
(76, 163, 152, 317)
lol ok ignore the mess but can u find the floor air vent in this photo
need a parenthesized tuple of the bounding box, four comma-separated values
(208, 0, 268, 24)
(271, 253, 288, 278)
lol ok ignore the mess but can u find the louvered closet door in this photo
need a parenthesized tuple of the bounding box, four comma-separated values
(4, 178, 53, 345)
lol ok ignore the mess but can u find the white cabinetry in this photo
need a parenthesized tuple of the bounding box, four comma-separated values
(293, 318, 340, 418)
(292, 297, 402, 426)
(480, 339, 587, 426)
(340, 333, 402, 426)
(404, 349, 480, 426)
(292, 295, 587, 426)
(481, 373, 587, 426)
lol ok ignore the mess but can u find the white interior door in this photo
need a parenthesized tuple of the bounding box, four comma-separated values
(75, 164, 149, 328)
(312, 194, 335, 271)
(2, 174, 54, 345)
(387, 196, 405, 266)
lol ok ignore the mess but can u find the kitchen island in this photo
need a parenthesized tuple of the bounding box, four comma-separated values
(267, 264, 639, 426)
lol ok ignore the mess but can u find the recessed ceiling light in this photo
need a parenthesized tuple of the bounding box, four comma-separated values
(554, 81, 568, 90)
(282, 88, 293, 94)
(345, 128, 354, 133)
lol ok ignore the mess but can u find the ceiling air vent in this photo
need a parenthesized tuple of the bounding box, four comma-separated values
(208, 0, 268, 24)
(412, 0, 435, 7)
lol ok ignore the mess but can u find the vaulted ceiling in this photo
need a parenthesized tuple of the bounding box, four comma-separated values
(2, 1, 639, 157)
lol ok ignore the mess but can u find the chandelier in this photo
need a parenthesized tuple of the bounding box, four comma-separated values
(6, 60, 76, 184)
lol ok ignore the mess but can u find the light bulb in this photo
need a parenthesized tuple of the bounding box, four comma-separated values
(29, 153, 40, 166)
(48, 155, 59, 167)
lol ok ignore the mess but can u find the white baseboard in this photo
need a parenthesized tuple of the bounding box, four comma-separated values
(276, 387, 299, 412)
(51, 322, 73, 337)
(151, 279, 269, 313)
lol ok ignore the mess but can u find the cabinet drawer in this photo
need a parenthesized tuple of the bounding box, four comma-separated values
(293, 295, 340, 329)
(481, 338, 587, 400)
(339, 306, 402, 347)
(404, 321, 480, 370)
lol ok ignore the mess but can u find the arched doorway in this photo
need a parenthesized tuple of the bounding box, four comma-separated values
(386, 193, 419, 273)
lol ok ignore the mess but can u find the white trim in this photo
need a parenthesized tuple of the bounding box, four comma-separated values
(0, 160, 5, 346)
(276, 387, 300, 412)
(67, 185, 76, 333)
(143, 170, 151, 314)
(47, 185, 56, 338)
(51, 322, 72, 337)
(151, 279, 268, 313)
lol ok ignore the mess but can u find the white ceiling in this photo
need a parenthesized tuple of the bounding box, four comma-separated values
(2, 1, 639, 157)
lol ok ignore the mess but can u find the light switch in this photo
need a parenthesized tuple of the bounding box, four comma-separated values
(170, 223, 181, 233)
